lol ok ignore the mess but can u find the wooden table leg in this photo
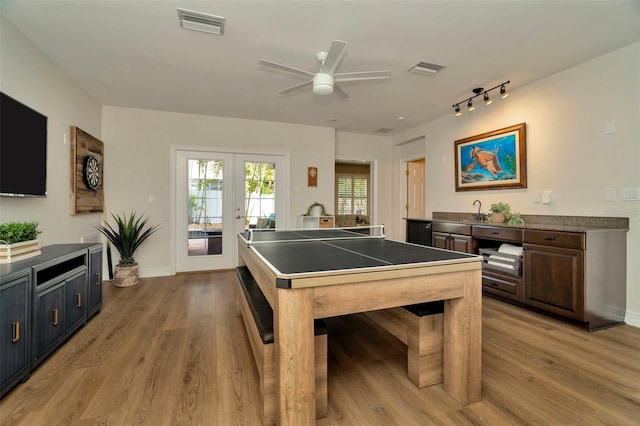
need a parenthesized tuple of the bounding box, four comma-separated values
(443, 268, 482, 405)
(274, 287, 316, 425)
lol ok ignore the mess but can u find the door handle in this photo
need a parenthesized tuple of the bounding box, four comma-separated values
(52, 308, 59, 326)
(76, 292, 82, 307)
(236, 215, 245, 219)
(11, 322, 20, 343)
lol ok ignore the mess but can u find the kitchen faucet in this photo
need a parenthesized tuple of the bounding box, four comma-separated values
(473, 200, 483, 221)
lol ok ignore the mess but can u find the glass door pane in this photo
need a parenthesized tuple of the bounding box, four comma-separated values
(175, 150, 234, 272)
(243, 161, 276, 230)
(187, 159, 224, 256)
(234, 154, 287, 239)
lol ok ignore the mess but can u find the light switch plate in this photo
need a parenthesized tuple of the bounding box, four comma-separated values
(542, 191, 552, 204)
(604, 188, 616, 202)
(622, 188, 640, 201)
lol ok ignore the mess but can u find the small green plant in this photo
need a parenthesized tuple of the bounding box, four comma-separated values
(0, 221, 42, 244)
(304, 201, 329, 216)
(95, 212, 159, 266)
(508, 212, 525, 225)
(489, 202, 511, 215)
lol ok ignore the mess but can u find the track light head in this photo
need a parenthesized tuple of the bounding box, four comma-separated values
(454, 104, 462, 116)
(467, 99, 475, 112)
(484, 92, 492, 105)
(500, 84, 509, 99)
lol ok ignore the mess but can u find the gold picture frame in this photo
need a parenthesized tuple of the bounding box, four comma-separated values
(454, 123, 527, 192)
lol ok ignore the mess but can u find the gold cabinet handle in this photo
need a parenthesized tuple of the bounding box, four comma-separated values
(11, 321, 20, 343)
(76, 292, 82, 307)
(52, 308, 59, 326)
(96, 272, 101, 286)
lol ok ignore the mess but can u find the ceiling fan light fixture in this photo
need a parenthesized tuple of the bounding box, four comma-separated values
(313, 73, 334, 96)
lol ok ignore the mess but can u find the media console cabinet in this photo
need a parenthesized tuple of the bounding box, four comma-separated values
(0, 243, 103, 398)
(431, 214, 628, 331)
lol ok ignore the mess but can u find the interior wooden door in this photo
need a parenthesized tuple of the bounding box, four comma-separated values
(406, 159, 425, 218)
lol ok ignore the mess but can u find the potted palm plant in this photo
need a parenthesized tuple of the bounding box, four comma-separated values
(95, 212, 159, 287)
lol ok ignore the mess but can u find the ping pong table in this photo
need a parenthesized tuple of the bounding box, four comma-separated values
(238, 227, 482, 425)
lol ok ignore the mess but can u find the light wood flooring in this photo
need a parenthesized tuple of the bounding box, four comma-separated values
(1, 271, 639, 425)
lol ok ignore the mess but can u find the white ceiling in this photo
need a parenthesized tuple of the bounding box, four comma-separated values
(2, 1, 639, 135)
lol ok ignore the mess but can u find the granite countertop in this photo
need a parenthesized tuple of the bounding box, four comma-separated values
(430, 212, 629, 233)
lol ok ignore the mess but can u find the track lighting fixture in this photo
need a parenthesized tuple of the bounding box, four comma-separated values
(452, 80, 510, 117)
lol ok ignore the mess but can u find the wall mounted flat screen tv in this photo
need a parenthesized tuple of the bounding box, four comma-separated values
(0, 92, 48, 197)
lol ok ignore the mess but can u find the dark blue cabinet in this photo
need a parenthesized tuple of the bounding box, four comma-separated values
(0, 272, 31, 398)
(0, 243, 103, 397)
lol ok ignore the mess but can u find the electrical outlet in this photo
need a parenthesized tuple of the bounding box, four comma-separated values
(604, 121, 615, 135)
(81, 233, 98, 243)
(542, 191, 552, 204)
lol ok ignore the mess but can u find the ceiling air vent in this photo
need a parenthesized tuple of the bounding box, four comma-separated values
(177, 8, 225, 35)
(409, 61, 446, 76)
(375, 128, 394, 134)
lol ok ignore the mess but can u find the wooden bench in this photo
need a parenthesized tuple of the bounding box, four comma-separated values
(363, 302, 444, 388)
(235, 266, 328, 425)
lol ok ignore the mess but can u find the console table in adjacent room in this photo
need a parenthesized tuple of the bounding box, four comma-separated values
(0, 243, 103, 398)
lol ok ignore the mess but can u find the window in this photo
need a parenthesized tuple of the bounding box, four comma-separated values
(336, 174, 369, 215)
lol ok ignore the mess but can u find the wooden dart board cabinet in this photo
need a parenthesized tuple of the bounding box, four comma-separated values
(70, 126, 104, 214)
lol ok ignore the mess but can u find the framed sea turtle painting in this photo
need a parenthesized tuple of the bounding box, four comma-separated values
(454, 122, 527, 192)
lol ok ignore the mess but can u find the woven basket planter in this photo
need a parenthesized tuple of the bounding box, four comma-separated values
(489, 213, 506, 223)
(114, 264, 140, 287)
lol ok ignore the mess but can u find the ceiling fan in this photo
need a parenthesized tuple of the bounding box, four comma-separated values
(258, 40, 391, 99)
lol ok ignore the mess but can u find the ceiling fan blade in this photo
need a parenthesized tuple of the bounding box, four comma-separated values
(278, 80, 313, 95)
(319, 40, 347, 74)
(258, 59, 315, 78)
(334, 70, 392, 82)
(333, 83, 350, 99)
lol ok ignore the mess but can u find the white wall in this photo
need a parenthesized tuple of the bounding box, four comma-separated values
(101, 107, 335, 276)
(392, 42, 640, 326)
(335, 132, 393, 235)
(0, 17, 103, 243)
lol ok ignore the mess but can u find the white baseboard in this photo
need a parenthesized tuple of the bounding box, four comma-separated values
(624, 309, 640, 328)
(139, 267, 172, 278)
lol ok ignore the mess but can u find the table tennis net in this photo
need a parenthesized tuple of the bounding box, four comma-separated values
(244, 225, 385, 245)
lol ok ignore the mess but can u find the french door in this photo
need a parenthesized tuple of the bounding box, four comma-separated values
(174, 149, 286, 272)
